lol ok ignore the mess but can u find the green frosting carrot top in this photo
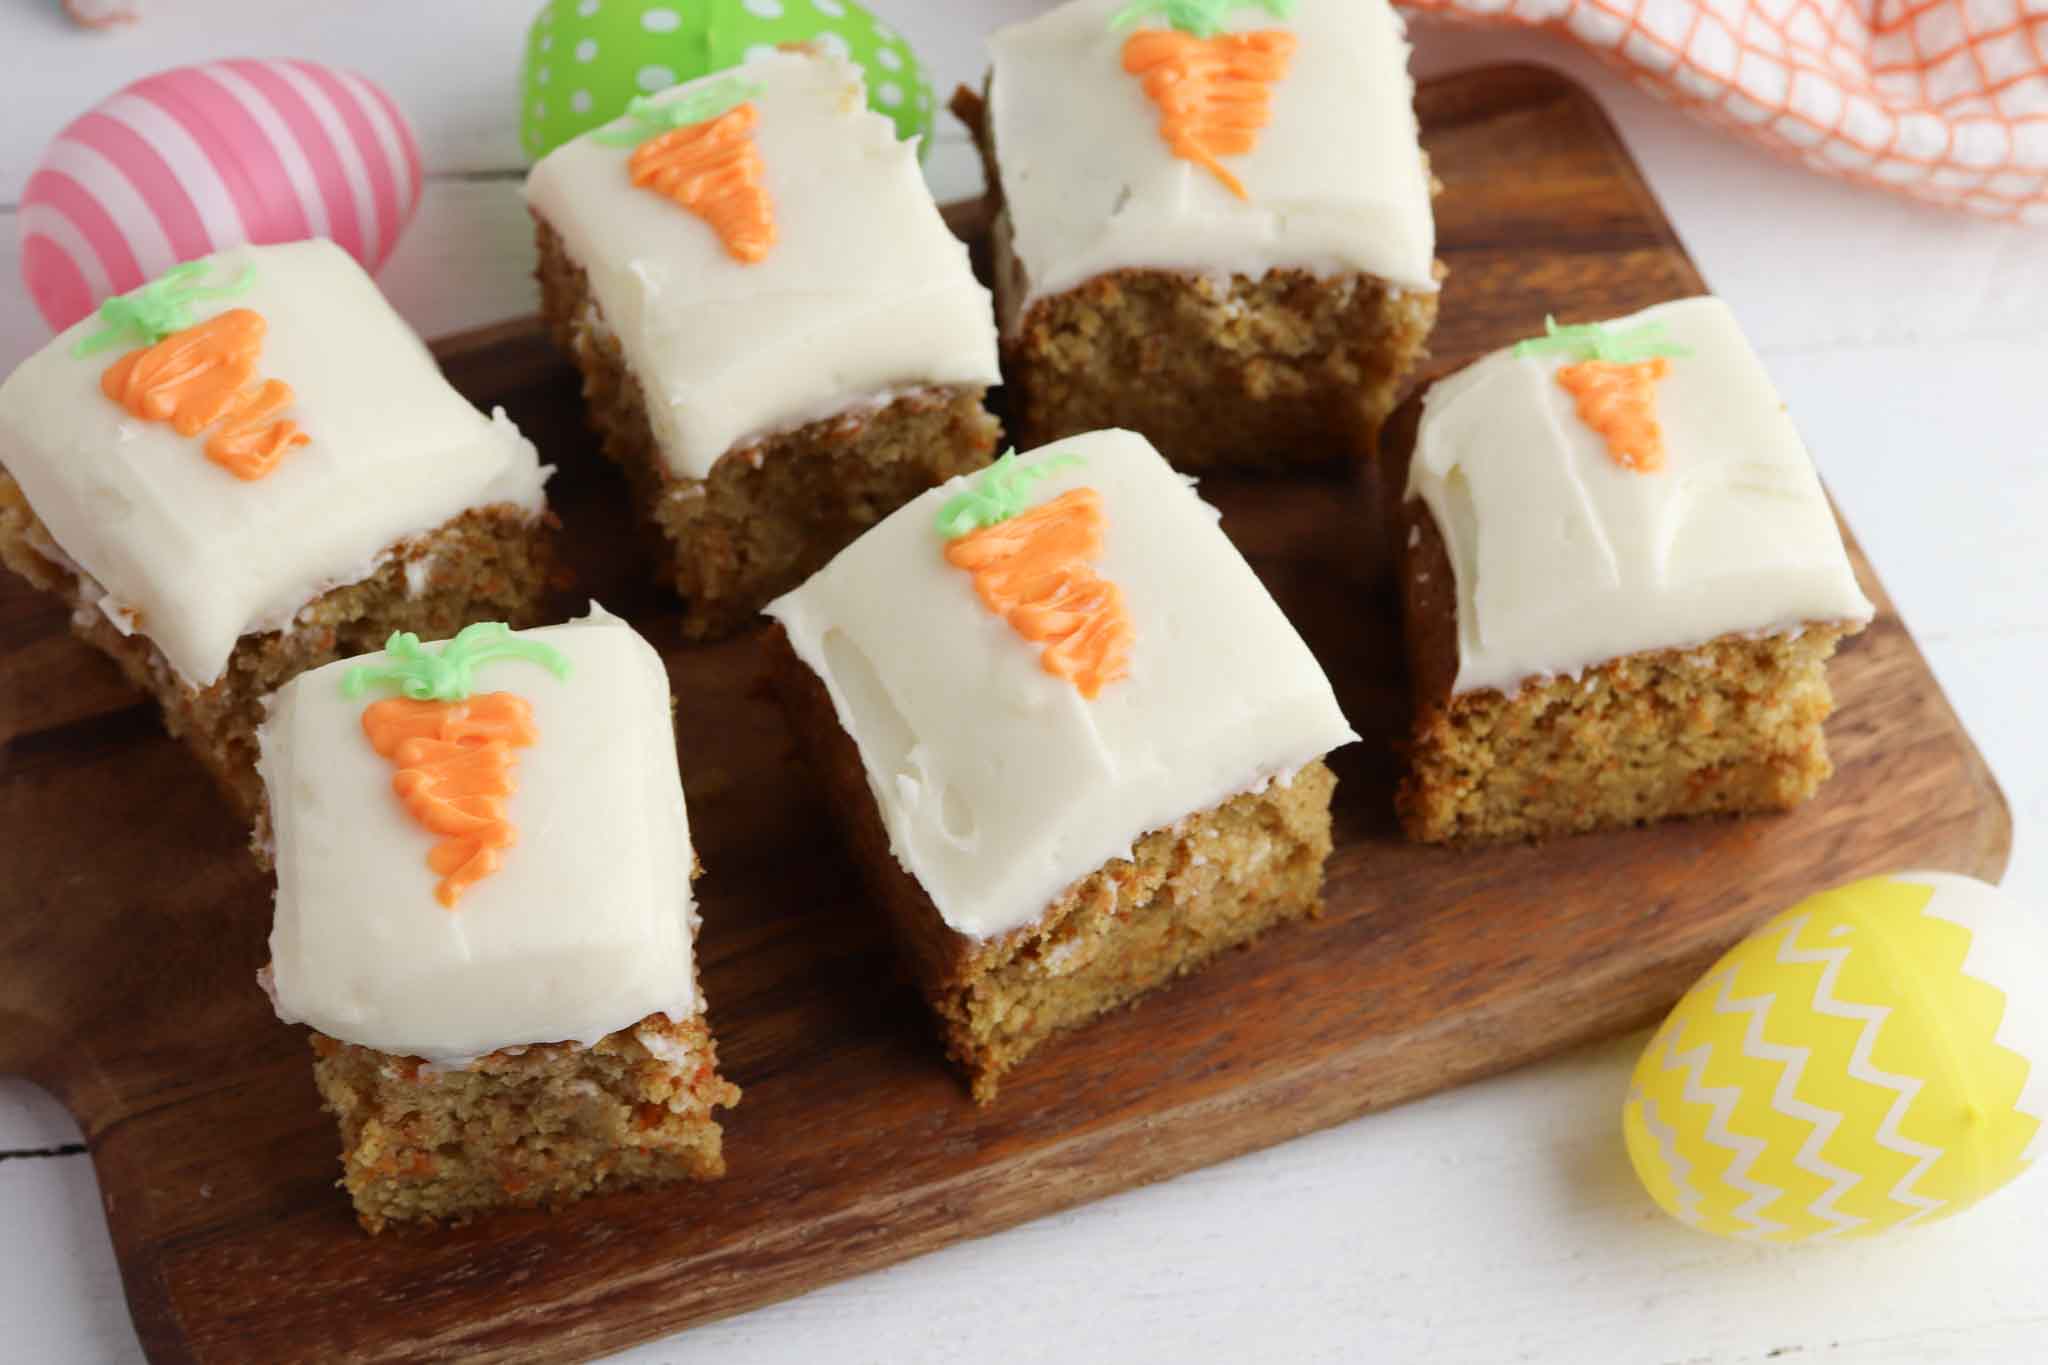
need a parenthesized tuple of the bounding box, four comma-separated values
(1111, 0, 1297, 37)
(1512, 315, 1693, 365)
(935, 451, 1086, 539)
(72, 259, 256, 358)
(342, 622, 572, 703)
(590, 78, 763, 149)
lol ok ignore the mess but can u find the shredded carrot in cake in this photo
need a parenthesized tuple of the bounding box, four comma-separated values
(1121, 29, 1297, 201)
(628, 103, 776, 264)
(360, 693, 539, 909)
(100, 307, 309, 480)
(1556, 358, 1672, 473)
(945, 487, 1133, 698)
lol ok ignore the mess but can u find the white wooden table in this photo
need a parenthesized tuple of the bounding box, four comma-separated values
(3, 4, 2044, 1361)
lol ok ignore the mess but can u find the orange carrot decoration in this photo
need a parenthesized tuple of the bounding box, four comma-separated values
(75, 261, 311, 481)
(1514, 317, 1693, 473)
(593, 80, 776, 265)
(938, 454, 1133, 699)
(630, 104, 775, 263)
(342, 624, 573, 909)
(360, 694, 538, 909)
(1114, 0, 1298, 201)
(100, 309, 310, 480)
(1556, 359, 1671, 472)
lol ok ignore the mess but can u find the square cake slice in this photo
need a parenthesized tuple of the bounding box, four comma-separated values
(766, 430, 1356, 1102)
(525, 49, 1003, 639)
(0, 240, 553, 816)
(1385, 296, 1877, 843)
(968, 0, 1440, 471)
(259, 608, 738, 1231)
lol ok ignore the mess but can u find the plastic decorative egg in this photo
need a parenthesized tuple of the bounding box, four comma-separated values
(19, 59, 422, 332)
(1624, 871, 2048, 1243)
(519, 0, 934, 161)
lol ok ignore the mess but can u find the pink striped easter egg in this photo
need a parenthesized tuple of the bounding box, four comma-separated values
(20, 59, 423, 332)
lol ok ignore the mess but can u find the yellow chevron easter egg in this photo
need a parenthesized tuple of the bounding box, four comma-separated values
(1623, 871, 2048, 1243)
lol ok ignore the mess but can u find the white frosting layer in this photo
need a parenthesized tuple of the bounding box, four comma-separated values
(0, 240, 549, 687)
(1404, 296, 1875, 698)
(766, 430, 1357, 941)
(1902, 870, 2048, 1165)
(987, 0, 1437, 318)
(261, 607, 699, 1063)
(523, 50, 1000, 481)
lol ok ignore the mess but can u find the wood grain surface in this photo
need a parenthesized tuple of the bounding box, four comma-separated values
(0, 67, 2009, 1365)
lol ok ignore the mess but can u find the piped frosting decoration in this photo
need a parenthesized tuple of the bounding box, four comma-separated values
(939, 454, 1133, 700)
(72, 260, 255, 357)
(101, 310, 310, 481)
(934, 449, 1080, 537)
(342, 623, 572, 908)
(1513, 316, 1692, 472)
(81, 262, 310, 481)
(592, 79, 776, 265)
(1113, 0, 1298, 202)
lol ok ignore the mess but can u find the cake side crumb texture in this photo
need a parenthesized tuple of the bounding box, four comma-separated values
(951, 764, 1335, 1103)
(314, 1012, 738, 1233)
(1398, 628, 1853, 843)
(999, 260, 1438, 469)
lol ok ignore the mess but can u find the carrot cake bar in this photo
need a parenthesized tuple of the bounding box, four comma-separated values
(963, 0, 1440, 470)
(258, 608, 738, 1232)
(765, 430, 1356, 1102)
(0, 240, 553, 816)
(525, 49, 1002, 639)
(1386, 296, 1876, 843)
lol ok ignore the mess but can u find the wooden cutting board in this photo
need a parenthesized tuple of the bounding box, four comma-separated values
(0, 66, 2009, 1365)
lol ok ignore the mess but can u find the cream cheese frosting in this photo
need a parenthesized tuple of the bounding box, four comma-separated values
(0, 239, 549, 687)
(523, 50, 1000, 482)
(1404, 295, 1875, 698)
(766, 429, 1357, 941)
(986, 0, 1438, 321)
(261, 606, 699, 1063)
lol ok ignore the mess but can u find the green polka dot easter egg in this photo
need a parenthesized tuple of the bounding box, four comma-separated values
(519, 0, 934, 162)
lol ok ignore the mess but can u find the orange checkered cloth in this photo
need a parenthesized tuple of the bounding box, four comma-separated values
(1404, 0, 2048, 222)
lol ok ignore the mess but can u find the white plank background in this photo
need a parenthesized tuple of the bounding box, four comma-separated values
(2, 4, 2045, 1362)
